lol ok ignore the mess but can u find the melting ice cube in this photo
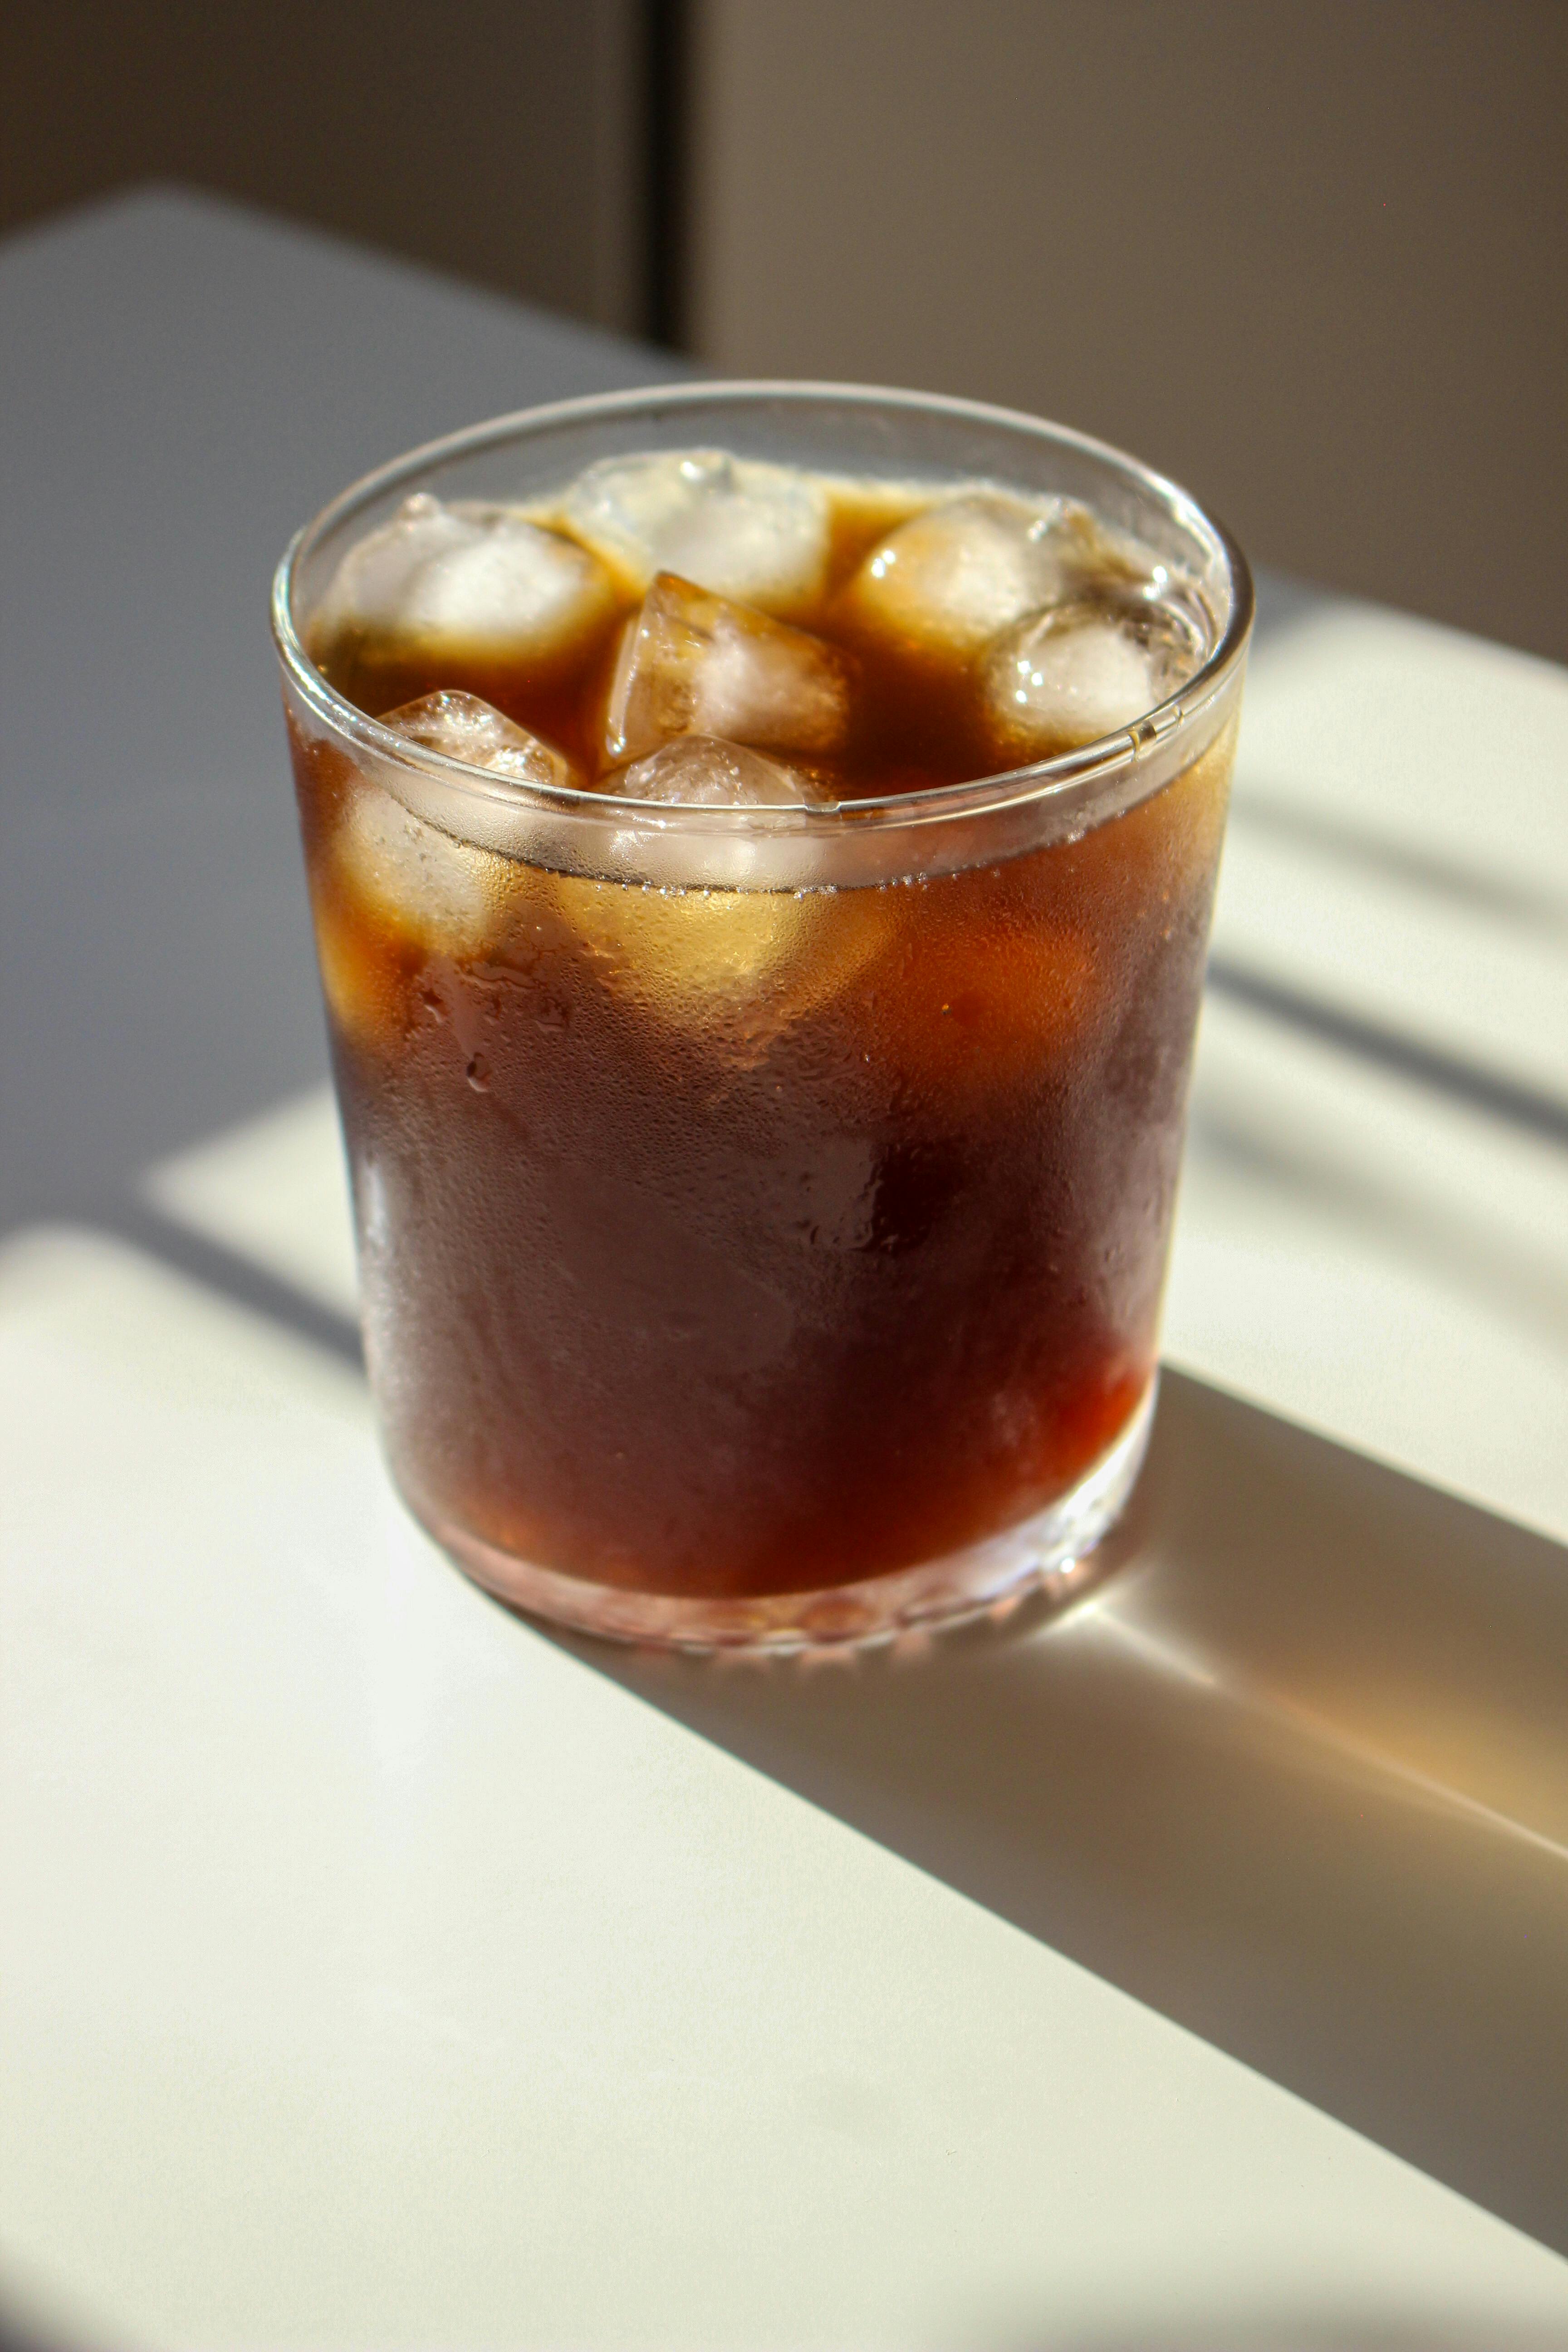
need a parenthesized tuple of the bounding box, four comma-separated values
(332, 781, 503, 961)
(553, 742, 880, 1046)
(381, 689, 574, 790)
(330, 702, 559, 962)
(614, 733, 829, 808)
(981, 596, 1205, 757)
(840, 493, 1105, 658)
(550, 853, 886, 1055)
(561, 451, 830, 610)
(318, 702, 571, 1037)
(604, 573, 853, 766)
(315, 493, 616, 657)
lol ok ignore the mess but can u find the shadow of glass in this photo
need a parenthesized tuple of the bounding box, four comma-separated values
(562, 1370, 1568, 2260)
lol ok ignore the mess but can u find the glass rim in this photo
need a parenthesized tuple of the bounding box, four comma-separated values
(271, 377, 1254, 836)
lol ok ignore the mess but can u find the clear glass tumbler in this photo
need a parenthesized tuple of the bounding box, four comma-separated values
(272, 383, 1251, 1650)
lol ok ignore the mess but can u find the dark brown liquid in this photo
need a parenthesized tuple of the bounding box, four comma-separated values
(294, 482, 1234, 1601)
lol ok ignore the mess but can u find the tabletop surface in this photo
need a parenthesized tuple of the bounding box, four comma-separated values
(4, 190, 1568, 2351)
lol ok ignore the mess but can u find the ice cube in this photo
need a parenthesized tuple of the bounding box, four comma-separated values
(552, 740, 869, 1043)
(381, 689, 574, 790)
(550, 850, 887, 1056)
(315, 493, 616, 657)
(561, 451, 830, 611)
(614, 734, 828, 808)
(604, 574, 853, 767)
(332, 777, 505, 961)
(982, 595, 1203, 757)
(839, 492, 1103, 659)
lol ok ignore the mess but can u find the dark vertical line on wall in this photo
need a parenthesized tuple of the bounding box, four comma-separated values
(644, 0, 689, 348)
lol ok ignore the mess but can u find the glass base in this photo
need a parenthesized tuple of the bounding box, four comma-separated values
(414, 1376, 1156, 1655)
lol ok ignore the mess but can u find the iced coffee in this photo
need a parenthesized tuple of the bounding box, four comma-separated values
(274, 387, 1251, 1647)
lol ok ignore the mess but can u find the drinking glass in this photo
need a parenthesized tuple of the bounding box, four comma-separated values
(272, 383, 1252, 1649)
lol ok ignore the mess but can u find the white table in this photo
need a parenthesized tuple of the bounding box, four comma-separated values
(4, 191, 1568, 2351)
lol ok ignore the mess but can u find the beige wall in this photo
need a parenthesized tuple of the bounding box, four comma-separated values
(0, 0, 645, 333)
(688, 0, 1568, 660)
